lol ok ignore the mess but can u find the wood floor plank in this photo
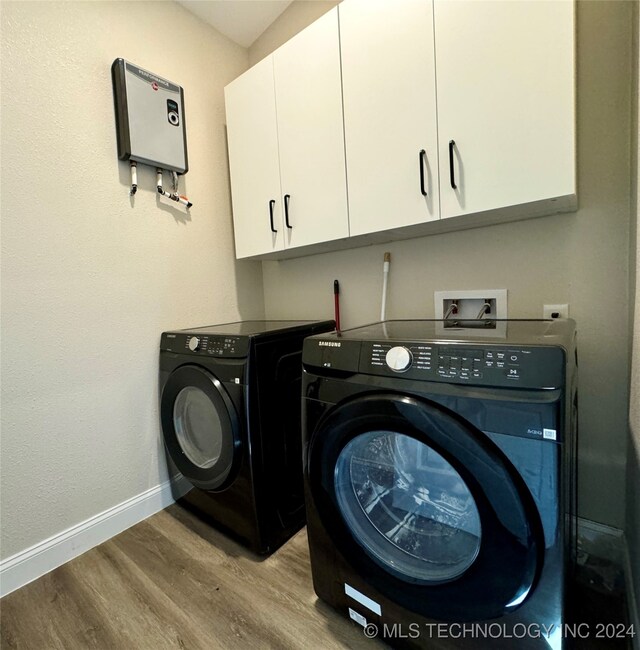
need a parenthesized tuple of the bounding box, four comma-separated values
(71, 542, 207, 650)
(1, 504, 385, 650)
(110, 518, 293, 649)
(1, 503, 628, 650)
(1, 563, 121, 649)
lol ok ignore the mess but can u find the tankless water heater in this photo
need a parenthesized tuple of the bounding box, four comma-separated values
(112, 58, 188, 174)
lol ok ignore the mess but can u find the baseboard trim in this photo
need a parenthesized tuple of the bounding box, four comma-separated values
(623, 536, 640, 650)
(0, 475, 191, 598)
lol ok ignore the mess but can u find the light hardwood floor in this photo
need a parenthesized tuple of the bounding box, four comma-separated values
(1, 504, 385, 650)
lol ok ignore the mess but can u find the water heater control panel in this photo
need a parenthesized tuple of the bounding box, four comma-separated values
(111, 58, 188, 174)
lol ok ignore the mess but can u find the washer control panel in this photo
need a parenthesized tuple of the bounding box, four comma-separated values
(361, 341, 565, 388)
(385, 346, 413, 372)
(160, 333, 249, 357)
(370, 343, 431, 372)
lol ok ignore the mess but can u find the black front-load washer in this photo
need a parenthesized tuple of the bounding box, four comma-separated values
(160, 319, 334, 555)
(302, 319, 577, 648)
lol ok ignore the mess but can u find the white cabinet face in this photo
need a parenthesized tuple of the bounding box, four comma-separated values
(434, 0, 576, 219)
(224, 0, 576, 260)
(274, 8, 349, 249)
(340, 0, 440, 236)
(225, 57, 283, 258)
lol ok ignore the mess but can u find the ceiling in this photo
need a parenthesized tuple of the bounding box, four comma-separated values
(176, 1, 294, 48)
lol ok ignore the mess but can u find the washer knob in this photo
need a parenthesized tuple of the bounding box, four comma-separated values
(385, 346, 412, 372)
(188, 336, 201, 351)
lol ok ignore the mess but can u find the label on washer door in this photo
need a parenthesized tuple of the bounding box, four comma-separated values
(348, 608, 367, 627)
(345, 583, 382, 615)
(543, 428, 557, 440)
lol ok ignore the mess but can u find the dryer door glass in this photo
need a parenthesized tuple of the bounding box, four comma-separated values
(173, 386, 224, 469)
(161, 365, 241, 491)
(335, 431, 481, 582)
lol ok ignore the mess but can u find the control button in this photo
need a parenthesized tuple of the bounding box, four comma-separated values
(510, 354, 519, 362)
(497, 361, 505, 369)
(460, 370, 471, 379)
(385, 346, 413, 372)
(188, 336, 200, 351)
(486, 352, 494, 359)
(472, 371, 483, 379)
(497, 352, 506, 360)
(506, 368, 520, 379)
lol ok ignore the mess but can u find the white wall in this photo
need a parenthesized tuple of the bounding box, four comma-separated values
(259, 0, 634, 528)
(249, 1, 339, 66)
(0, 1, 262, 561)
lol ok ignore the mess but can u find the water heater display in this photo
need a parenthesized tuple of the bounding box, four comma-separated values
(111, 58, 188, 174)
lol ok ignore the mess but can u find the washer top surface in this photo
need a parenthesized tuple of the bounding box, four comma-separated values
(331, 319, 575, 349)
(303, 320, 576, 390)
(165, 320, 332, 338)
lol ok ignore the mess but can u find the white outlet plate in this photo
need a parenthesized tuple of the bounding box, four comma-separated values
(543, 304, 569, 319)
(434, 289, 508, 320)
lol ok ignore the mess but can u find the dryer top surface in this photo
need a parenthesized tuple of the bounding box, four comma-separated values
(165, 319, 335, 339)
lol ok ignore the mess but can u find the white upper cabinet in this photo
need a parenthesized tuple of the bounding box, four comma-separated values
(225, 1, 576, 260)
(274, 8, 349, 249)
(225, 8, 348, 259)
(224, 57, 283, 259)
(434, 0, 576, 219)
(340, 0, 439, 236)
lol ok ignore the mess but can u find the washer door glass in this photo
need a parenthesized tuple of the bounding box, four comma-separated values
(309, 393, 543, 620)
(335, 430, 481, 583)
(173, 386, 224, 469)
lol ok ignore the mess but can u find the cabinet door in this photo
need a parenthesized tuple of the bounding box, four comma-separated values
(435, 0, 575, 219)
(225, 57, 284, 259)
(274, 8, 349, 249)
(340, 0, 439, 236)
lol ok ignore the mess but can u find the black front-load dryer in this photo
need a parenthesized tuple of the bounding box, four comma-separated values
(160, 319, 334, 555)
(302, 319, 577, 648)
